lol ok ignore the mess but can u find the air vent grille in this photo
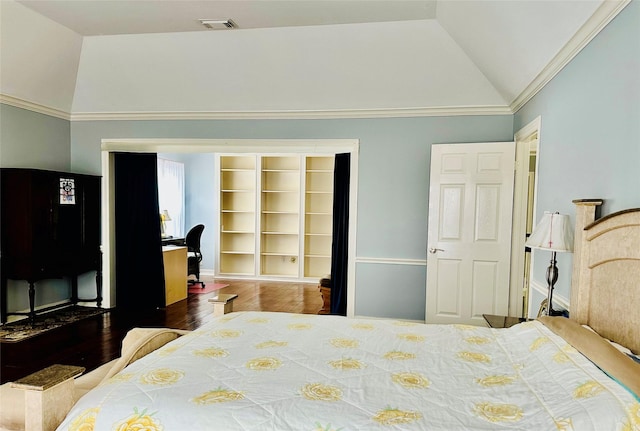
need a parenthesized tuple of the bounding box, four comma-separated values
(199, 19, 236, 30)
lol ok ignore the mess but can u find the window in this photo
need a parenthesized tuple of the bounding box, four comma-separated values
(157, 158, 185, 238)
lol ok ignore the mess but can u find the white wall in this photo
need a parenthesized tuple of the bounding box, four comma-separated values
(71, 20, 505, 114)
(0, 0, 82, 114)
(71, 115, 514, 320)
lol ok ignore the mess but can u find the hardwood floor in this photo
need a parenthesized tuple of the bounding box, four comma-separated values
(0, 278, 322, 384)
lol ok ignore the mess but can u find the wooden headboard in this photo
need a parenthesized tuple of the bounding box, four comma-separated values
(571, 200, 640, 354)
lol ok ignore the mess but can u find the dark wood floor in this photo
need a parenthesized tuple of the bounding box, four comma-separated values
(0, 278, 322, 384)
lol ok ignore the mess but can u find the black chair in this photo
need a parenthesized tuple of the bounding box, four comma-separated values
(185, 224, 205, 288)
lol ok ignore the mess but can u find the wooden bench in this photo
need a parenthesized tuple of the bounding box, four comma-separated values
(208, 293, 239, 316)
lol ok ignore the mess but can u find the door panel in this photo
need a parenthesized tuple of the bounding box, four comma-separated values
(426, 142, 515, 325)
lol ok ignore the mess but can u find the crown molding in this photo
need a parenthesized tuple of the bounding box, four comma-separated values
(0, 94, 70, 120)
(511, 0, 630, 113)
(70, 105, 512, 121)
(1, 94, 512, 120)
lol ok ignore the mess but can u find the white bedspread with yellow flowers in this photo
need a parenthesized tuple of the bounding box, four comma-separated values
(57, 311, 639, 430)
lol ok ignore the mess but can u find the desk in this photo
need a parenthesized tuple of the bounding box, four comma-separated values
(161, 237, 185, 246)
(162, 246, 187, 305)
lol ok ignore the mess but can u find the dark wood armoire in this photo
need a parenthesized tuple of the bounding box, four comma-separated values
(0, 168, 102, 323)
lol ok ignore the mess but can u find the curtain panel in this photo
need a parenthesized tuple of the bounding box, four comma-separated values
(330, 153, 350, 316)
(114, 152, 165, 309)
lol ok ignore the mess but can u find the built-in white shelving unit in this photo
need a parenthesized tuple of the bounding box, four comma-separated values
(217, 154, 334, 280)
(219, 155, 256, 275)
(303, 156, 334, 278)
(260, 156, 300, 277)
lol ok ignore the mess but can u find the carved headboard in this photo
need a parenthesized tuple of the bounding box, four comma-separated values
(570, 199, 640, 354)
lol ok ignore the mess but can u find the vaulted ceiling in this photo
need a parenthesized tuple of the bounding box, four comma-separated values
(1, 0, 629, 119)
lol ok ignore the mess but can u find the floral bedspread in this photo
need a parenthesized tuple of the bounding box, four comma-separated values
(58, 311, 639, 430)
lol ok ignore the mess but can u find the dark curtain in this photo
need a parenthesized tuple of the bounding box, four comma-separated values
(114, 152, 165, 309)
(330, 153, 350, 315)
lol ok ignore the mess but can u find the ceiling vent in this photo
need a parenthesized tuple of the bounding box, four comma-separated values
(199, 19, 236, 30)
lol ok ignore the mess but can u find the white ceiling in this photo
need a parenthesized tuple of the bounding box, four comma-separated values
(3, 0, 627, 118)
(16, 0, 439, 36)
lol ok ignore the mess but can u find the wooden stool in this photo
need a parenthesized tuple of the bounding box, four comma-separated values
(318, 276, 331, 314)
(208, 293, 239, 316)
(11, 364, 85, 431)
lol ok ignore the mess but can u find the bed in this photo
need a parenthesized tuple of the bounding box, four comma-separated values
(57, 200, 640, 430)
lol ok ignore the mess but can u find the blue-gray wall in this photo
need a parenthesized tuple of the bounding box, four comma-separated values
(0, 104, 78, 312)
(514, 0, 640, 313)
(159, 152, 217, 270)
(1, 104, 71, 170)
(70, 116, 514, 320)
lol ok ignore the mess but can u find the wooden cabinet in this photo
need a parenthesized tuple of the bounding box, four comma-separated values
(217, 155, 334, 280)
(162, 246, 187, 305)
(0, 168, 102, 323)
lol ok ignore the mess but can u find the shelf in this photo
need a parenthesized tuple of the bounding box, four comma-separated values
(262, 169, 299, 173)
(305, 234, 332, 256)
(261, 255, 298, 276)
(220, 253, 254, 274)
(221, 191, 255, 212)
(219, 154, 334, 279)
(263, 156, 300, 171)
(220, 156, 256, 170)
(306, 156, 334, 171)
(220, 231, 254, 253)
(304, 256, 331, 278)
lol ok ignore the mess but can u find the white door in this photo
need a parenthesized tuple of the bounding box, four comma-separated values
(426, 142, 515, 325)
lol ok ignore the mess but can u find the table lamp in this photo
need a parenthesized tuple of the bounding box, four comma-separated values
(160, 210, 172, 238)
(525, 211, 574, 316)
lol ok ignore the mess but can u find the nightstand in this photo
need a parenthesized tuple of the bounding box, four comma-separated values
(482, 314, 530, 328)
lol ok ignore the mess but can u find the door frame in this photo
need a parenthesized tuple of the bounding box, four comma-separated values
(509, 116, 541, 317)
(99, 139, 359, 317)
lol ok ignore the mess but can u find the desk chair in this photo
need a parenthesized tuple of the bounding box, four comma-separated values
(185, 224, 205, 288)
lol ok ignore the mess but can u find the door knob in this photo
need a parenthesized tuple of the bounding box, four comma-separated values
(429, 247, 445, 254)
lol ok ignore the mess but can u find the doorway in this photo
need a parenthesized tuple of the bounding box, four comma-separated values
(99, 139, 359, 316)
(510, 117, 541, 318)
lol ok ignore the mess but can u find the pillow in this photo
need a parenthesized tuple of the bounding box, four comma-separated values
(540, 316, 640, 399)
(582, 324, 634, 356)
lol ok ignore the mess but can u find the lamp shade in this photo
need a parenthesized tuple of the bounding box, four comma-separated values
(525, 212, 574, 252)
(161, 210, 172, 221)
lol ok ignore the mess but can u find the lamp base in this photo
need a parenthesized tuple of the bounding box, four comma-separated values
(547, 308, 564, 317)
